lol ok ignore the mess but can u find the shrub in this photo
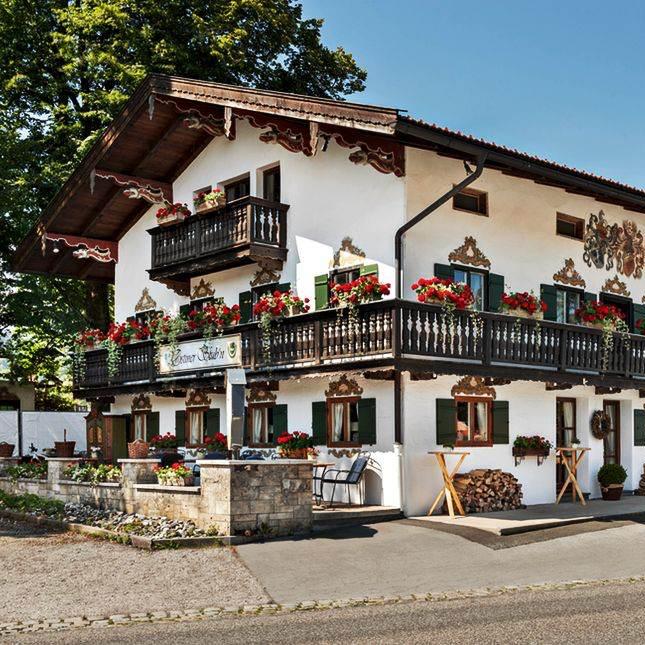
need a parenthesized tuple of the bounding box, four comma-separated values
(0, 490, 65, 517)
(597, 463, 627, 487)
(5, 461, 47, 480)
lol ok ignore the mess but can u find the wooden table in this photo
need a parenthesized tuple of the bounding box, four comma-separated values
(556, 446, 590, 505)
(427, 450, 470, 519)
(312, 461, 335, 505)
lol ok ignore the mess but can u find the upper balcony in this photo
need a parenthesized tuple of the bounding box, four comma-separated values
(73, 300, 645, 397)
(148, 196, 288, 293)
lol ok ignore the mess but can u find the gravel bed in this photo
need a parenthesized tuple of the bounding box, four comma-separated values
(63, 503, 208, 538)
(0, 517, 269, 622)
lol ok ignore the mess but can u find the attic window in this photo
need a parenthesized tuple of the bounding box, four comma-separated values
(556, 213, 584, 240)
(453, 188, 488, 216)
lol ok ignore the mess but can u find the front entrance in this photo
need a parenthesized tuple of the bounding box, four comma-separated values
(556, 398, 576, 491)
(602, 400, 621, 465)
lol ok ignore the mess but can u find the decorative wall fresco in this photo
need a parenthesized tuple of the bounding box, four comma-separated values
(583, 210, 644, 279)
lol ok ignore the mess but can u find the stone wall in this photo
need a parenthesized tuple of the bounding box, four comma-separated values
(0, 457, 313, 537)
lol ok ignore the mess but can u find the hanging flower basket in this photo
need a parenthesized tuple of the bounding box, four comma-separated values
(155, 203, 191, 227)
(127, 440, 150, 459)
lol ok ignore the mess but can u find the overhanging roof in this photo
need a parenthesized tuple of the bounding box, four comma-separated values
(14, 74, 645, 283)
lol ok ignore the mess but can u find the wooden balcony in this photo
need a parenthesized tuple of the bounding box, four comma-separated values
(73, 300, 645, 397)
(148, 196, 288, 293)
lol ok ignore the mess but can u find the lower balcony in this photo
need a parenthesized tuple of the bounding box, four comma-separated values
(73, 300, 645, 397)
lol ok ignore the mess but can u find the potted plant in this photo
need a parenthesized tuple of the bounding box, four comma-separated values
(330, 275, 391, 309)
(186, 302, 242, 336)
(122, 319, 150, 343)
(155, 203, 191, 227)
(306, 447, 319, 461)
(203, 432, 228, 458)
(597, 463, 628, 500)
(127, 440, 150, 459)
(149, 433, 179, 455)
(54, 429, 76, 458)
(74, 328, 105, 351)
(194, 188, 226, 212)
(574, 301, 626, 332)
(0, 441, 15, 458)
(499, 291, 547, 319)
(276, 431, 314, 459)
(513, 435, 552, 456)
(154, 462, 194, 486)
(411, 277, 474, 310)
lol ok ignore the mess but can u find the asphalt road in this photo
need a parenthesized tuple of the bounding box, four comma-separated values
(12, 579, 645, 644)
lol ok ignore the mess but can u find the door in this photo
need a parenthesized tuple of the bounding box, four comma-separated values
(603, 401, 620, 465)
(556, 398, 576, 490)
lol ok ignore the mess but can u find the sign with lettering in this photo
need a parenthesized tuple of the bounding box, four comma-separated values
(158, 335, 242, 374)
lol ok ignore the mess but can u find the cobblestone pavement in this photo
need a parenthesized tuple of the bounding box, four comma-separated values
(5, 577, 645, 642)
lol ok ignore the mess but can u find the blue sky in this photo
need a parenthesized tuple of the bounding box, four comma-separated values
(302, 0, 645, 188)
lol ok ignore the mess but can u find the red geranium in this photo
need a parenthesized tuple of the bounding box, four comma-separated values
(156, 203, 191, 221)
(575, 301, 625, 326)
(204, 432, 228, 453)
(500, 291, 547, 317)
(253, 290, 310, 319)
(411, 277, 474, 310)
(329, 275, 390, 308)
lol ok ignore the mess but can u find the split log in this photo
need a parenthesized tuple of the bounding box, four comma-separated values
(445, 469, 523, 513)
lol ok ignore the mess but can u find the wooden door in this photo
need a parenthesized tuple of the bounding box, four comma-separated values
(556, 398, 576, 490)
(602, 401, 620, 465)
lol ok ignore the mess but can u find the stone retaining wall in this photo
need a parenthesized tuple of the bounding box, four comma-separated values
(0, 457, 313, 537)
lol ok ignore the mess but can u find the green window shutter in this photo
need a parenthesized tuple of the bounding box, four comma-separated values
(632, 304, 645, 333)
(273, 404, 288, 437)
(358, 398, 377, 445)
(238, 291, 252, 323)
(634, 409, 645, 446)
(146, 411, 159, 442)
(487, 273, 505, 312)
(360, 263, 379, 277)
(434, 263, 454, 281)
(492, 401, 509, 444)
(540, 284, 558, 322)
(311, 401, 327, 445)
(276, 282, 291, 294)
(204, 409, 220, 438)
(583, 292, 597, 303)
(436, 399, 456, 445)
(315, 274, 329, 310)
(179, 303, 191, 318)
(174, 410, 186, 446)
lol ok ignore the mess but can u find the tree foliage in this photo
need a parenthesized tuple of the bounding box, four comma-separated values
(0, 0, 366, 406)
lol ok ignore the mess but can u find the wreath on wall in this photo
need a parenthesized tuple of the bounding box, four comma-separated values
(590, 410, 611, 440)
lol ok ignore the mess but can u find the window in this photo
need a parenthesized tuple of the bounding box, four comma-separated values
(132, 412, 147, 442)
(224, 176, 250, 202)
(330, 266, 361, 287)
(455, 397, 492, 446)
(600, 294, 631, 327)
(453, 267, 486, 311)
(556, 213, 584, 240)
(247, 403, 275, 446)
(556, 288, 581, 324)
(263, 166, 281, 202)
(186, 408, 205, 446)
(327, 397, 360, 446)
(453, 188, 488, 216)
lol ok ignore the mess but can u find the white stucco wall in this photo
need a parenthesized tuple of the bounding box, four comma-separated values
(404, 147, 645, 302)
(114, 120, 404, 320)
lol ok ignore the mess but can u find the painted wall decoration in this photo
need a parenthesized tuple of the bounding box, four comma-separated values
(583, 210, 644, 278)
(448, 236, 491, 269)
(553, 258, 586, 288)
(601, 275, 630, 297)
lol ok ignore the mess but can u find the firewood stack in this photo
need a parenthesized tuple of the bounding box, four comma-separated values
(447, 469, 524, 513)
(635, 465, 645, 496)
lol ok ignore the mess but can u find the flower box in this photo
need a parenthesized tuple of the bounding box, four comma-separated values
(155, 203, 191, 227)
(194, 189, 226, 213)
(411, 277, 473, 310)
(157, 211, 188, 227)
(575, 301, 626, 331)
(505, 308, 544, 320)
(500, 291, 547, 319)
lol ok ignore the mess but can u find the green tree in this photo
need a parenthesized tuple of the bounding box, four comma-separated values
(0, 0, 366, 407)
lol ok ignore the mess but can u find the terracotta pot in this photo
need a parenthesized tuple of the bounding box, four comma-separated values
(583, 321, 617, 331)
(0, 443, 15, 458)
(280, 448, 308, 459)
(128, 441, 150, 459)
(54, 441, 76, 458)
(601, 484, 624, 501)
(157, 212, 188, 227)
(506, 308, 543, 320)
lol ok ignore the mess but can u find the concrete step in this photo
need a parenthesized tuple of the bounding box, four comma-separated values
(313, 505, 403, 530)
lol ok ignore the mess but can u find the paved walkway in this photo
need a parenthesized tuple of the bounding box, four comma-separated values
(236, 516, 645, 603)
(412, 495, 645, 535)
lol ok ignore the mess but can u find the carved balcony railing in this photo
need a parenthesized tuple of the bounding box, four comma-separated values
(148, 196, 288, 291)
(73, 300, 645, 394)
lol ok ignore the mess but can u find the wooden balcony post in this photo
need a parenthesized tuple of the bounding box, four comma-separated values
(246, 203, 254, 244)
(391, 302, 400, 359)
(148, 342, 156, 383)
(559, 328, 568, 372)
(278, 206, 287, 248)
(314, 319, 322, 365)
(483, 317, 492, 365)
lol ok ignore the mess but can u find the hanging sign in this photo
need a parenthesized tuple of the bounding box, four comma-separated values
(158, 335, 242, 374)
